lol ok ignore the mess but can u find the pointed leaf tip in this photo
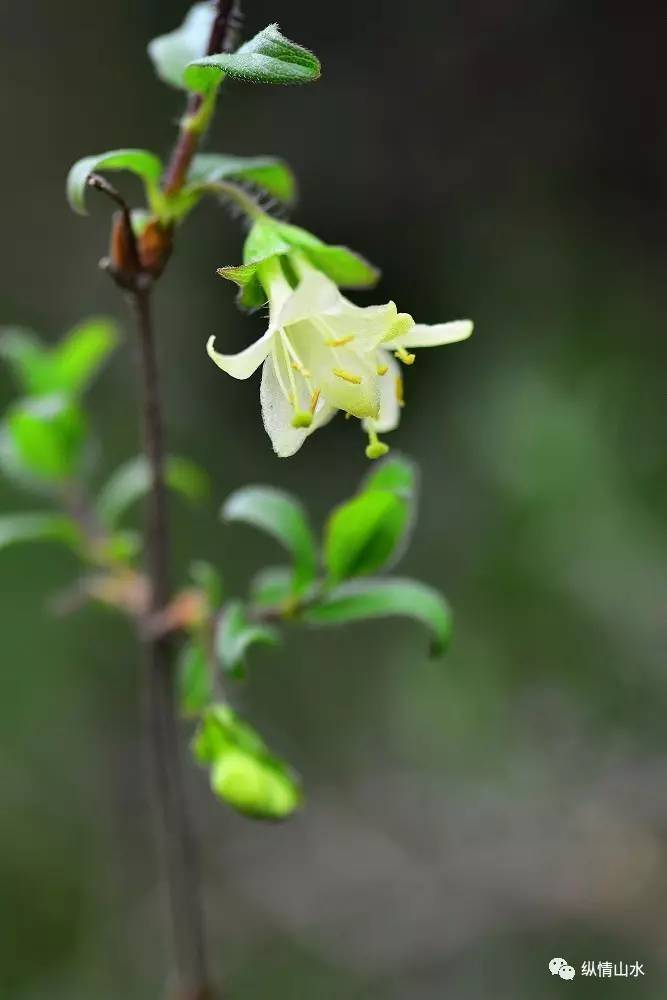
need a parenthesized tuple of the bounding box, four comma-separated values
(185, 23, 321, 91)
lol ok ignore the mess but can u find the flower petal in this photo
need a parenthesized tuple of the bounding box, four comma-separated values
(363, 352, 402, 433)
(288, 322, 380, 419)
(324, 300, 413, 351)
(207, 330, 274, 380)
(260, 354, 336, 457)
(388, 319, 473, 349)
(278, 269, 341, 327)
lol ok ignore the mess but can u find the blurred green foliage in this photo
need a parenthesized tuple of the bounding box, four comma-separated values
(0, 0, 665, 997)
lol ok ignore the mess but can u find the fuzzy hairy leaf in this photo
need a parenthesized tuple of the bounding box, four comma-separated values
(187, 153, 297, 203)
(66, 149, 163, 215)
(185, 23, 320, 91)
(274, 221, 380, 288)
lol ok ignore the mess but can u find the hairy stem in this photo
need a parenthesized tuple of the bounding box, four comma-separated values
(128, 288, 210, 999)
(163, 0, 239, 197)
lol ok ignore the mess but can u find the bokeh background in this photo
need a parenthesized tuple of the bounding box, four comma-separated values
(1, 1, 666, 996)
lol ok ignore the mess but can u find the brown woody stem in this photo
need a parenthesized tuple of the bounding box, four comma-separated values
(128, 288, 210, 998)
(162, 0, 239, 197)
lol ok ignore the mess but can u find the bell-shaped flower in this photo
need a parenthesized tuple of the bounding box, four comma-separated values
(207, 254, 473, 458)
(208, 255, 411, 456)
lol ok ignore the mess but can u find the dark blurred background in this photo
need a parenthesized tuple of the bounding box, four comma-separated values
(1, 1, 666, 996)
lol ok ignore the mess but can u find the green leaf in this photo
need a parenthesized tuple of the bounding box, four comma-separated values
(97, 456, 209, 526)
(250, 566, 294, 609)
(4, 396, 86, 482)
(211, 748, 301, 820)
(362, 454, 418, 500)
(178, 640, 212, 717)
(324, 489, 409, 585)
(274, 221, 380, 288)
(304, 578, 453, 655)
(189, 560, 223, 608)
(98, 530, 141, 565)
(217, 220, 291, 309)
(194, 704, 301, 820)
(66, 149, 163, 215)
(0, 318, 118, 397)
(216, 262, 269, 311)
(185, 23, 321, 91)
(216, 600, 279, 678)
(187, 153, 297, 203)
(0, 513, 79, 553)
(148, 2, 216, 90)
(194, 704, 265, 764)
(222, 485, 318, 595)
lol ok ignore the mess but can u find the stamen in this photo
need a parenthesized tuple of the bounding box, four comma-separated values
(280, 333, 299, 405)
(333, 368, 362, 384)
(395, 374, 405, 407)
(309, 389, 321, 414)
(394, 346, 416, 365)
(377, 363, 389, 376)
(291, 411, 313, 429)
(325, 335, 355, 347)
(291, 361, 311, 377)
(365, 428, 390, 460)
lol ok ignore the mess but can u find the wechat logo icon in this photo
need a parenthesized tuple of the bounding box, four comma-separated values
(549, 957, 576, 980)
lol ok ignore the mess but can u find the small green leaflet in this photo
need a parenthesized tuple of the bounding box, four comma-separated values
(0, 319, 118, 397)
(178, 640, 212, 717)
(222, 485, 318, 595)
(187, 153, 297, 203)
(304, 578, 453, 655)
(324, 489, 409, 584)
(362, 454, 418, 500)
(148, 2, 217, 90)
(193, 704, 302, 820)
(0, 513, 80, 554)
(272, 221, 380, 289)
(217, 217, 379, 310)
(216, 600, 279, 677)
(4, 395, 87, 483)
(66, 149, 163, 215)
(185, 23, 321, 92)
(97, 455, 210, 526)
(249, 566, 294, 610)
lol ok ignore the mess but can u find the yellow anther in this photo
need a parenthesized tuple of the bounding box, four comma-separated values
(291, 361, 311, 376)
(309, 389, 321, 414)
(377, 363, 389, 376)
(291, 410, 313, 429)
(395, 374, 405, 407)
(394, 346, 415, 365)
(326, 335, 355, 347)
(333, 368, 362, 384)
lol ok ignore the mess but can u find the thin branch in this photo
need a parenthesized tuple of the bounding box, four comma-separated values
(162, 0, 241, 197)
(128, 288, 210, 998)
